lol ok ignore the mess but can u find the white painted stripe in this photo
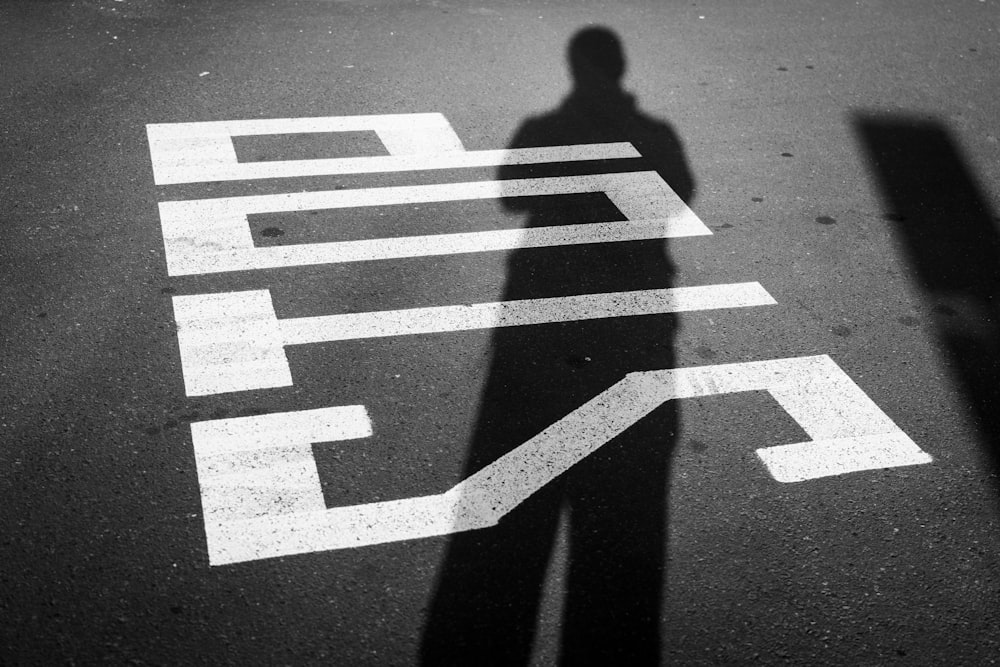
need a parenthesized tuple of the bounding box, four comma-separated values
(160, 171, 682, 215)
(158, 171, 709, 276)
(280, 283, 776, 344)
(191, 405, 372, 455)
(146, 113, 641, 184)
(147, 113, 467, 184)
(173, 283, 776, 396)
(756, 433, 930, 483)
(173, 219, 696, 271)
(194, 356, 931, 565)
(151, 143, 640, 185)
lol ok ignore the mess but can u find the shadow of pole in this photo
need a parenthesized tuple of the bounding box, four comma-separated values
(853, 112, 1000, 479)
(419, 27, 694, 666)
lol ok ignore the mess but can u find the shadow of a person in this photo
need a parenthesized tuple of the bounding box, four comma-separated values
(420, 27, 695, 666)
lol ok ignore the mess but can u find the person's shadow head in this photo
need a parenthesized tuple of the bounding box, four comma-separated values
(568, 26, 626, 95)
(537, 26, 694, 205)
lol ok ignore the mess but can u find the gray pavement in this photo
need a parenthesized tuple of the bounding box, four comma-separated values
(3, 0, 1000, 664)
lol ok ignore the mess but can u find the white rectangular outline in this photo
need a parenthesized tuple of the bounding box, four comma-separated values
(158, 171, 709, 276)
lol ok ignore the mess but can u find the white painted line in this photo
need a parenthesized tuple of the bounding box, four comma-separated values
(152, 143, 640, 185)
(146, 113, 640, 184)
(146, 113, 466, 184)
(173, 283, 776, 396)
(756, 433, 928, 483)
(194, 356, 931, 565)
(158, 171, 709, 276)
(281, 283, 776, 344)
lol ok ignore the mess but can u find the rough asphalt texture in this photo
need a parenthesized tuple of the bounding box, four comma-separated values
(2, 0, 999, 664)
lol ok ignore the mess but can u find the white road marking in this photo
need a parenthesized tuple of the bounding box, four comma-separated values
(146, 114, 929, 566)
(154, 142, 640, 185)
(173, 282, 777, 396)
(172, 290, 292, 396)
(158, 171, 708, 276)
(193, 356, 932, 565)
(146, 113, 640, 184)
(192, 406, 372, 523)
(147, 113, 465, 184)
(280, 283, 776, 343)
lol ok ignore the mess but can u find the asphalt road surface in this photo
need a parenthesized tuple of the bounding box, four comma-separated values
(3, 0, 1000, 664)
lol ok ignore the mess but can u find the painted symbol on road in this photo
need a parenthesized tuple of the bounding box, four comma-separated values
(146, 113, 640, 185)
(193, 356, 931, 565)
(156, 171, 707, 276)
(173, 283, 775, 396)
(146, 112, 933, 565)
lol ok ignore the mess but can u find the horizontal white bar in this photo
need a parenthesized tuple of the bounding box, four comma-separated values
(192, 406, 373, 456)
(158, 144, 641, 184)
(174, 283, 776, 396)
(757, 433, 932, 483)
(280, 283, 777, 344)
(160, 170, 669, 215)
(147, 113, 641, 184)
(159, 171, 708, 276)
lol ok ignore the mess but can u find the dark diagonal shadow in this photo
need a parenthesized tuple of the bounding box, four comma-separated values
(420, 27, 694, 666)
(853, 113, 1000, 478)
